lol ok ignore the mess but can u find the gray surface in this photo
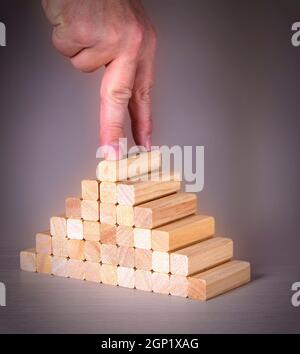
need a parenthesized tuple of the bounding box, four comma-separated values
(0, 256, 299, 334)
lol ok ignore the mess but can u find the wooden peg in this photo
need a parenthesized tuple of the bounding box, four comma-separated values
(116, 205, 134, 227)
(101, 264, 117, 285)
(152, 272, 170, 295)
(65, 197, 81, 218)
(134, 248, 152, 271)
(81, 179, 99, 201)
(67, 218, 84, 240)
(36, 253, 52, 274)
(117, 266, 135, 288)
(20, 248, 36, 272)
(66, 239, 85, 260)
(50, 215, 67, 238)
(100, 182, 117, 204)
(52, 237, 68, 258)
(52, 256, 68, 277)
(134, 270, 152, 292)
(83, 221, 101, 242)
(101, 244, 118, 265)
(116, 226, 134, 247)
(100, 203, 117, 225)
(81, 200, 99, 221)
(133, 228, 151, 249)
(84, 240, 101, 262)
(35, 231, 52, 255)
(170, 275, 188, 297)
(117, 246, 135, 267)
(100, 223, 117, 245)
(152, 251, 169, 274)
(67, 259, 85, 280)
(84, 261, 101, 283)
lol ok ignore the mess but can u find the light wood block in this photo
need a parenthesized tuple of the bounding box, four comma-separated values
(152, 251, 169, 273)
(134, 192, 197, 229)
(84, 241, 101, 262)
(170, 275, 188, 297)
(36, 231, 52, 255)
(52, 237, 68, 257)
(134, 270, 152, 291)
(67, 259, 85, 280)
(50, 215, 67, 238)
(117, 266, 135, 288)
(81, 179, 99, 201)
(116, 226, 134, 247)
(117, 246, 135, 267)
(36, 253, 52, 274)
(101, 264, 117, 285)
(65, 197, 81, 218)
(83, 221, 101, 241)
(81, 200, 99, 221)
(170, 237, 233, 276)
(96, 150, 161, 182)
(134, 248, 152, 271)
(134, 228, 151, 249)
(116, 205, 134, 226)
(52, 256, 68, 277)
(117, 177, 181, 206)
(152, 215, 215, 252)
(152, 272, 170, 295)
(20, 248, 36, 272)
(67, 218, 84, 240)
(188, 260, 251, 300)
(66, 239, 85, 260)
(84, 261, 101, 283)
(101, 244, 118, 265)
(100, 223, 117, 245)
(100, 182, 117, 203)
(100, 203, 116, 225)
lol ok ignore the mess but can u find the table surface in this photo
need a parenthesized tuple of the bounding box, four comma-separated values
(0, 255, 299, 334)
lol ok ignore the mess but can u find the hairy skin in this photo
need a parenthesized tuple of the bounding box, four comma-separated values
(42, 0, 156, 159)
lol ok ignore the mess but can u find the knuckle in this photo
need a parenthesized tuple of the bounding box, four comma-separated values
(128, 23, 145, 53)
(102, 87, 133, 105)
(133, 86, 152, 104)
(72, 23, 95, 46)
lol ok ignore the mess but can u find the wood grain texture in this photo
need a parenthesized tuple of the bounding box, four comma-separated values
(152, 251, 169, 273)
(50, 215, 67, 238)
(134, 270, 152, 291)
(170, 275, 188, 297)
(134, 248, 152, 271)
(101, 264, 117, 285)
(170, 237, 233, 276)
(188, 260, 251, 300)
(84, 241, 101, 262)
(81, 179, 99, 201)
(117, 246, 135, 267)
(101, 244, 118, 265)
(152, 272, 170, 295)
(152, 215, 215, 252)
(20, 248, 36, 272)
(100, 224, 117, 245)
(116, 205, 134, 226)
(83, 221, 101, 241)
(96, 150, 161, 182)
(100, 182, 117, 204)
(51, 256, 68, 277)
(100, 203, 117, 225)
(134, 193, 197, 229)
(65, 197, 81, 219)
(116, 226, 134, 247)
(36, 253, 52, 274)
(67, 219, 84, 240)
(133, 228, 151, 249)
(81, 200, 99, 221)
(66, 239, 85, 260)
(35, 231, 52, 255)
(117, 266, 135, 288)
(67, 259, 85, 280)
(84, 261, 101, 283)
(52, 237, 68, 258)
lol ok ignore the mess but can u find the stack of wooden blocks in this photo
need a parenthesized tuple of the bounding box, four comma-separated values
(20, 150, 250, 301)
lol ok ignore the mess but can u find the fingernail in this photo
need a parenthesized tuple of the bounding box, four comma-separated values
(103, 144, 121, 160)
(145, 136, 152, 151)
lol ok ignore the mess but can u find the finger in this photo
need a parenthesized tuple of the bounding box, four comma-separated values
(100, 55, 138, 160)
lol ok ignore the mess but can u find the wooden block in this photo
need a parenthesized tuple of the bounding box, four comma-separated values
(36, 231, 52, 255)
(101, 264, 117, 285)
(36, 253, 52, 274)
(117, 266, 135, 288)
(81, 200, 99, 221)
(83, 221, 101, 241)
(66, 239, 85, 260)
(152, 215, 215, 252)
(67, 259, 85, 280)
(81, 179, 99, 201)
(152, 251, 169, 273)
(134, 228, 151, 249)
(101, 244, 118, 265)
(170, 275, 188, 297)
(52, 237, 68, 257)
(116, 205, 134, 226)
(100, 223, 117, 245)
(134, 193, 197, 229)
(134, 248, 152, 271)
(188, 260, 251, 301)
(50, 215, 67, 238)
(52, 256, 68, 277)
(117, 177, 181, 206)
(65, 197, 81, 218)
(170, 237, 233, 276)
(20, 248, 36, 272)
(100, 182, 117, 203)
(117, 246, 135, 267)
(100, 203, 116, 225)
(84, 261, 101, 283)
(116, 226, 134, 247)
(134, 270, 152, 291)
(84, 240, 101, 262)
(67, 218, 84, 240)
(96, 150, 161, 182)
(152, 272, 170, 295)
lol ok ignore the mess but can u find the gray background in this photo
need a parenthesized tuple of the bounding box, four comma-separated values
(0, 0, 299, 333)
